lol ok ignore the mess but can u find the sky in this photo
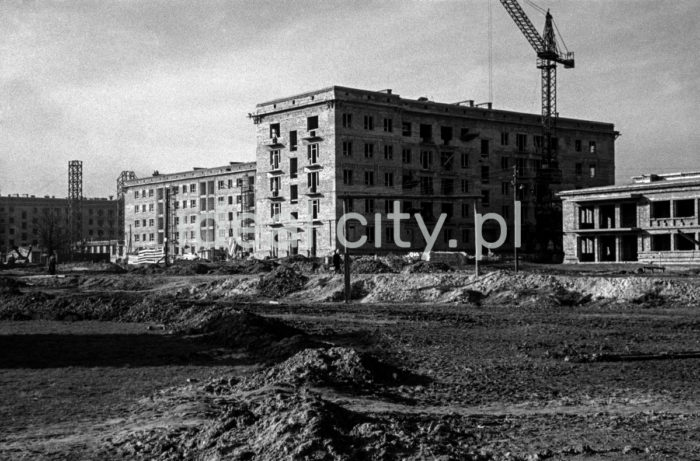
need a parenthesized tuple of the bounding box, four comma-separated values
(1, 0, 698, 198)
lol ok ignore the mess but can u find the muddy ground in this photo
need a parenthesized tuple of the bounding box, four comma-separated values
(1, 259, 699, 460)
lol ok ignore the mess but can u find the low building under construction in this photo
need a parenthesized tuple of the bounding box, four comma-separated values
(559, 171, 700, 264)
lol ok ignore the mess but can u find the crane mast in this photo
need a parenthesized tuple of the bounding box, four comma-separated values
(499, 0, 574, 170)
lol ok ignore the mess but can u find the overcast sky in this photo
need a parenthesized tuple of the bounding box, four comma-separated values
(1, 0, 698, 198)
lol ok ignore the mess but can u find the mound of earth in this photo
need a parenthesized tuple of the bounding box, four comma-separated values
(404, 261, 454, 273)
(0, 277, 26, 295)
(258, 265, 308, 298)
(279, 255, 324, 274)
(352, 257, 395, 274)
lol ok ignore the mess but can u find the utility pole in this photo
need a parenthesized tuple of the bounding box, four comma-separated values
(474, 201, 480, 276)
(512, 165, 519, 272)
(342, 196, 351, 303)
(164, 187, 169, 266)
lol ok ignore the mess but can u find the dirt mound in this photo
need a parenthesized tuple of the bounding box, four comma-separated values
(178, 308, 314, 359)
(279, 255, 324, 274)
(258, 265, 308, 298)
(0, 277, 26, 295)
(352, 257, 395, 274)
(404, 261, 454, 273)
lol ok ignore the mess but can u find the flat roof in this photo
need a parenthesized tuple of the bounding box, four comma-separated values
(254, 85, 616, 131)
(124, 162, 256, 188)
(559, 171, 700, 198)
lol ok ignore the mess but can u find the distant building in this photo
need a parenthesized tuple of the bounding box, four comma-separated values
(122, 162, 256, 260)
(559, 171, 700, 264)
(251, 86, 617, 258)
(0, 194, 119, 263)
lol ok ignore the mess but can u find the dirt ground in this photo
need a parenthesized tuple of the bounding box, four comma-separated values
(1, 259, 700, 460)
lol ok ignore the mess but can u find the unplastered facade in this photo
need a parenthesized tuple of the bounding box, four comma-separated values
(559, 171, 700, 264)
(122, 162, 256, 259)
(252, 86, 616, 258)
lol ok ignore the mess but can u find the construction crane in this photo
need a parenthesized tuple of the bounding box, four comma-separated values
(499, 0, 574, 171)
(499, 0, 574, 259)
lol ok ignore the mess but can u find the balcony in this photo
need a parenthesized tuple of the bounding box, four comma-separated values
(267, 190, 284, 201)
(304, 162, 323, 172)
(264, 136, 284, 147)
(268, 162, 283, 175)
(302, 130, 322, 141)
(649, 216, 697, 228)
(304, 186, 322, 197)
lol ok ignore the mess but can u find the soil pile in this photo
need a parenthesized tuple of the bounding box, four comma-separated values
(0, 277, 25, 295)
(352, 257, 395, 274)
(279, 255, 324, 274)
(404, 261, 454, 273)
(258, 265, 308, 298)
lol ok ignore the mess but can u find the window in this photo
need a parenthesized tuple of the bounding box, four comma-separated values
(364, 171, 375, 186)
(228, 179, 233, 189)
(651, 234, 671, 251)
(480, 139, 489, 157)
(534, 135, 543, 150)
(191, 199, 197, 208)
(342, 141, 352, 157)
(589, 141, 597, 153)
(270, 149, 280, 169)
(481, 190, 490, 207)
(440, 126, 453, 145)
(343, 170, 353, 185)
(190, 184, 196, 193)
(460, 179, 469, 193)
(402, 122, 412, 136)
(651, 201, 671, 219)
(481, 166, 490, 183)
(307, 143, 319, 164)
(310, 199, 320, 219)
(148, 189, 154, 197)
(208, 181, 215, 194)
(419, 124, 432, 142)
(218, 196, 225, 204)
(440, 152, 453, 170)
(134, 234, 140, 241)
(271, 202, 281, 220)
(364, 143, 374, 158)
(420, 177, 433, 194)
(420, 150, 433, 169)
(501, 156, 509, 170)
(516, 134, 527, 152)
(236, 195, 242, 204)
(148, 203, 154, 211)
(384, 145, 393, 160)
(402, 149, 411, 164)
(589, 164, 596, 178)
(501, 132, 509, 146)
(270, 176, 281, 195)
(441, 178, 454, 195)
(365, 198, 375, 213)
(228, 195, 233, 205)
(363, 115, 374, 130)
(307, 115, 319, 131)
(460, 153, 469, 168)
(149, 218, 154, 227)
(383, 118, 393, 132)
(290, 157, 298, 179)
(134, 191, 140, 199)
(575, 163, 582, 176)
(290, 185, 298, 203)
(200, 197, 207, 210)
(307, 171, 319, 191)
(575, 139, 582, 152)
(675, 199, 695, 217)
(366, 226, 375, 243)
(269, 123, 280, 138)
(218, 180, 225, 190)
(501, 182, 510, 196)
(182, 185, 187, 194)
(342, 113, 352, 128)
(289, 130, 298, 151)
(134, 220, 140, 227)
(384, 172, 394, 187)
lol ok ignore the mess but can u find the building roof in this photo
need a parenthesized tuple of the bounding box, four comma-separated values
(253, 85, 616, 132)
(124, 162, 256, 188)
(558, 171, 700, 198)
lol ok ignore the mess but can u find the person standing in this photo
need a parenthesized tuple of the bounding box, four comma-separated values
(48, 252, 57, 275)
(332, 250, 342, 274)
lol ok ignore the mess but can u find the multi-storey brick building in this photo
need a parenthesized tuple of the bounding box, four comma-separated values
(559, 171, 700, 264)
(0, 194, 119, 262)
(122, 162, 256, 260)
(251, 86, 617, 258)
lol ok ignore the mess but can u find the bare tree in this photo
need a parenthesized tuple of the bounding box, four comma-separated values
(38, 209, 68, 256)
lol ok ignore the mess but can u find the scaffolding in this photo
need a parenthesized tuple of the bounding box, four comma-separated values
(68, 160, 83, 255)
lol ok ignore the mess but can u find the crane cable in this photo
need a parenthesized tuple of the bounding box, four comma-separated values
(488, 0, 493, 104)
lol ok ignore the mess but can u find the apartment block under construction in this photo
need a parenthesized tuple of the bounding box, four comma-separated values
(122, 162, 255, 260)
(251, 86, 617, 258)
